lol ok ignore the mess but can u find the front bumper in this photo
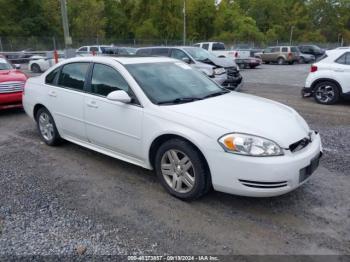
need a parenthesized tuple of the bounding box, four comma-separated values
(0, 92, 23, 110)
(222, 75, 243, 90)
(206, 132, 322, 197)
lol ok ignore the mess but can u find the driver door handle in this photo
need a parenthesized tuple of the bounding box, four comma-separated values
(48, 91, 57, 97)
(87, 101, 98, 109)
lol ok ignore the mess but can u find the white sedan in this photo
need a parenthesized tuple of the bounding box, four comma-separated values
(23, 56, 322, 199)
(29, 55, 65, 73)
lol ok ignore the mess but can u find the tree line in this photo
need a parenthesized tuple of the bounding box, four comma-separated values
(0, 0, 349, 45)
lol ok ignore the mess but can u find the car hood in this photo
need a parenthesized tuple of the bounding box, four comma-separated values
(199, 56, 237, 68)
(0, 69, 27, 82)
(163, 92, 310, 148)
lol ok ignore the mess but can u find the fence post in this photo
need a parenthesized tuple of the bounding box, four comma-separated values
(0, 37, 3, 52)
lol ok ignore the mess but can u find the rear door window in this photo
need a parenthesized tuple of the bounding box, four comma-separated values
(281, 47, 288, 52)
(58, 63, 90, 91)
(271, 47, 280, 53)
(336, 52, 350, 65)
(136, 49, 152, 56)
(202, 43, 209, 50)
(151, 48, 170, 56)
(212, 43, 225, 51)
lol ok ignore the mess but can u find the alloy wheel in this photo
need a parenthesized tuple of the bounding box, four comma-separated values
(315, 85, 335, 104)
(38, 112, 54, 141)
(160, 149, 195, 194)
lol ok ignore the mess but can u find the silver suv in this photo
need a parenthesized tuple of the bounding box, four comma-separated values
(136, 46, 243, 90)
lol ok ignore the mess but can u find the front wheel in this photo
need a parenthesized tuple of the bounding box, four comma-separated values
(36, 107, 62, 146)
(155, 139, 211, 200)
(277, 57, 285, 65)
(314, 81, 340, 105)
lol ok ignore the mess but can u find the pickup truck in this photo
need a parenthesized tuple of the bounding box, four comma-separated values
(194, 42, 236, 59)
(194, 42, 261, 69)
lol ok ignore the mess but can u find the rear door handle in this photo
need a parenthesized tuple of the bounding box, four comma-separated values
(48, 91, 57, 97)
(87, 101, 98, 108)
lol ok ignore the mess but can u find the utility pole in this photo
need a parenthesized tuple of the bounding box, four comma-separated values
(289, 26, 294, 46)
(60, 0, 72, 48)
(183, 0, 186, 46)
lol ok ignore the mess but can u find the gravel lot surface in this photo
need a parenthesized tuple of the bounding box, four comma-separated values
(0, 64, 349, 257)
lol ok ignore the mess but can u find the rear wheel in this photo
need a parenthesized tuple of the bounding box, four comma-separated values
(277, 57, 285, 65)
(155, 139, 211, 200)
(314, 81, 340, 105)
(31, 63, 41, 73)
(36, 107, 62, 145)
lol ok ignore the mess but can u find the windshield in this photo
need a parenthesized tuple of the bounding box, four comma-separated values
(0, 58, 12, 70)
(126, 62, 225, 105)
(183, 47, 218, 62)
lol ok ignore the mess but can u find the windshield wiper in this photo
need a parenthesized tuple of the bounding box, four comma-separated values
(157, 97, 202, 105)
(201, 90, 230, 99)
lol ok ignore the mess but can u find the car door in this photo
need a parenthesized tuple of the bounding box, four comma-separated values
(333, 52, 350, 93)
(47, 62, 90, 142)
(84, 63, 143, 160)
(77, 46, 89, 56)
(262, 47, 272, 61)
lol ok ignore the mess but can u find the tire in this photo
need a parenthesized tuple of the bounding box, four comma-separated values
(299, 57, 305, 64)
(277, 57, 285, 65)
(31, 63, 41, 73)
(155, 138, 211, 200)
(35, 107, 62, 146)
(313, 81, 340, 105)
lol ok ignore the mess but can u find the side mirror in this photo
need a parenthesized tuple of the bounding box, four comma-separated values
(14, 64, 21, 69)
(106, 90, 131, 103)
(262, 50, 265, 54)
(182, 57, 191, 64)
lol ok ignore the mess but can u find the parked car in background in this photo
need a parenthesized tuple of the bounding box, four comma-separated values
(29, 53, 65, 73)
(23, 56, 322, 199)
(136, 46, 242, 90)
(256, 46, 300, 65)
(298, 45, 325, 60)
(194, 42, 236, 59)
(234, 49, 262, 68)
(303, 49, 350, 104)
(76, 45, 111, 56)
(298, 53, 315, 64)
(0, 56, 27, 110)
(102, 47, 137, 56)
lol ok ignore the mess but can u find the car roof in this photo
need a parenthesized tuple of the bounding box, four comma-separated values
(59, 56, 178, 65)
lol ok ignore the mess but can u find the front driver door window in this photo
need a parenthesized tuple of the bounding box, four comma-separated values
(170, 49, 191, 63)
(84, 63, 143, 161)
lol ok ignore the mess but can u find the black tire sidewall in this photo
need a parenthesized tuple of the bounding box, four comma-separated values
(154, 139, 209, 200)
(36, 108, 61, 146)
(313, 81, 340, 105)
(32, 64, 41, 73)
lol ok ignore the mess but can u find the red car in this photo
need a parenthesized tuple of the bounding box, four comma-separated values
(0, 56, 27, 110)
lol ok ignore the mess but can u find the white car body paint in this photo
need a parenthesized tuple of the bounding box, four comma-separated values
(23, 56, 322, 197)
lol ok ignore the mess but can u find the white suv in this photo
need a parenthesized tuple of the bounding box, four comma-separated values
(303, 49, 350, 104)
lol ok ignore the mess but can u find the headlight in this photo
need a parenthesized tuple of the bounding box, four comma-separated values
(218, 133, 284, 156)
(213, 67, 226, 75)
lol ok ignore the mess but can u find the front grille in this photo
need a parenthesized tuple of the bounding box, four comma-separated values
(289, 136, 311, 153)
(225, 67, 239, 77)
(0, 81, 25, 94)
(239, 179, 288, 189)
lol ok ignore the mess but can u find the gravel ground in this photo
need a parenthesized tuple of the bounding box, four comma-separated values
(0, 64, 349, 258)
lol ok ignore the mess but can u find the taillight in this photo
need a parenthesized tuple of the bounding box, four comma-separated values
(288, 52, 292, 58)
(310, 65, 318, 73)
(235, 52, 238, 58)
